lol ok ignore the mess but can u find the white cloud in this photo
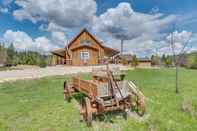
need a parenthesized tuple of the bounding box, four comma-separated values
(13, 0, 97, 29)
(34, 37, 55, 53)
(0, 0, 13, 13)
(4, 30, 33, 51)
(94, 2, 176, 40)
(185, 33, 197, 52)
(103, 30, 195, 57)
(51, 31, 67, 47)
(154, 30, 194, 55)
(3, 30, 59, 54)
(51, 32, 66, 43)
(103, 37, 165, 56)
(0, 7, 9, 13)
(167, 30, 192, 44)
(10, 1, 196, 56)
(166, 30, 192, 53)
(94, 3, 197, 57)
(39, 22, 66, 32)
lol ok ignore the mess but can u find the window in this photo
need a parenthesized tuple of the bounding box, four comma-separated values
(80, 51, 90, 60)
(80, 40, 91, 46)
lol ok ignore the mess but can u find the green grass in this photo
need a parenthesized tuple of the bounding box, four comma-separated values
(0, 67, 13, 71)
(0, 67, 21, 71)
(0, 69, 197, 131)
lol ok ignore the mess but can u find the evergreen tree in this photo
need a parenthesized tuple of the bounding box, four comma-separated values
(132, 55, 139, 68)
(0, 42, 51, 67)
(39, 56, 47, 68)
(161, 54, 166, 65)
(0, 43, 7, 65)
(165, 55, 173, 67)
(7, 43, 15, 64)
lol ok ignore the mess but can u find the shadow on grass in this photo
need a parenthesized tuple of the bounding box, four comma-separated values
(68, 93, 126, 124)
(95, 111, 126, 124)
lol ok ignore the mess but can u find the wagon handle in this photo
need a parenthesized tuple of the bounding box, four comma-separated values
(106, 63, 124, 99)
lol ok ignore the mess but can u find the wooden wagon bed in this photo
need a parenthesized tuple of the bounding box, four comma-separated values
(72, 77, 130, 99)
(63, 65, 145, 126)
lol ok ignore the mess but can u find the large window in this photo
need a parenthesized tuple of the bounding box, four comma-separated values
(80, 51, 90, 60)
(80, 40, 91, 46)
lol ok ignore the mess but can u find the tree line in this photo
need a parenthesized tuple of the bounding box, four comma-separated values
(0, 43, 52, 67)
(151, 53, 197, 69)
(120, 53, 197, 69)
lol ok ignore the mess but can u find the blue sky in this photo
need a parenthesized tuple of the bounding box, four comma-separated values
(0, 0, 197, 55)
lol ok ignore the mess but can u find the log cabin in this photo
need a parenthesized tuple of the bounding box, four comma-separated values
(51, 28, 119, 66)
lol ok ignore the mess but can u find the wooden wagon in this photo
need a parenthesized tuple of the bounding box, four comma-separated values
(64, 65, 145, 126)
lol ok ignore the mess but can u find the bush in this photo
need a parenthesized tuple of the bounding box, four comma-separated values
(181, 98, 197, 119)
(190, 64, 197, 69)
(121, 58, 128, 65)
(39, 59, 47, 68)
(131, 55, 138, 67)
(190, 54, 197, 69)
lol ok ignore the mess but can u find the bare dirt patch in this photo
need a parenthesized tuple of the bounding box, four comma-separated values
(0, 64, 130, 83)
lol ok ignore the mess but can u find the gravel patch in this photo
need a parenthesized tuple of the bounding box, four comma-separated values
(0, 64, 130, 83)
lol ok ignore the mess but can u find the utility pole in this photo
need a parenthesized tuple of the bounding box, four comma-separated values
(65, 33, 69, 64)
(121, 39, 124, 55)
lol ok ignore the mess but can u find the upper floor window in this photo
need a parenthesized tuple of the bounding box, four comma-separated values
(80, 51, 90, 60)
(80, 40, 91, 46)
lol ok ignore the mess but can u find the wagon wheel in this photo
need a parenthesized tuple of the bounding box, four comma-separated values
(136, 97, 145, 116)
(81, 97, 92, 126)
(64, 81, 71, 102)
(128, 94, 145, 116)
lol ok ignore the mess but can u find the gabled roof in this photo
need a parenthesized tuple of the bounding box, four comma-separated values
(52, 28, 119, 57)
(71, 45, 99, 51)
(66, 28, 104, 49)
(66, 28, 119, 53)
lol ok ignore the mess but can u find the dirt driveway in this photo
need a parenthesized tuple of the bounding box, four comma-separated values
(0, 64, 130, 83)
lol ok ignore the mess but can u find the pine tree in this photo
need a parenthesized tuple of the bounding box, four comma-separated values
(132, 55, 139, 68)
(165, 55, 173, 67)
(0, 43, 7, 65)
(7, 43, 15, 65)
(161, 54, 166, 65)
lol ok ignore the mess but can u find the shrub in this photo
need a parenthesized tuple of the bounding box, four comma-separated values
(181, 98, 197, 119)
(190, 64, 197, 69)
(121, 58, 128, 65)
(190, 54, 197, 69)
(132, 55, 139, 67)
(39, 59, 47, 68)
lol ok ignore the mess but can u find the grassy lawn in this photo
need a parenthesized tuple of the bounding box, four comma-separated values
(0, 68, 197, 131)
(0, 67, 21, 71)
(0, 67, 14, 71)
